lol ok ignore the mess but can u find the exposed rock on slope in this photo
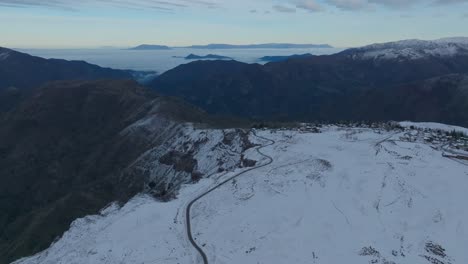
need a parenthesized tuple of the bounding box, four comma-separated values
(127, 127, 253, 199)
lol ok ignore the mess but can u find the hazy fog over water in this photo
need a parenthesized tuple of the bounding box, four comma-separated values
(19, 47, 344, 73)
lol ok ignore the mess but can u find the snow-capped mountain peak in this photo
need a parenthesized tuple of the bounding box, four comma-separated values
(347, 38, 468, 61)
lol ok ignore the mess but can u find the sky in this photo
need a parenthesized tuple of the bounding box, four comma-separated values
(0, 0, 467, 48)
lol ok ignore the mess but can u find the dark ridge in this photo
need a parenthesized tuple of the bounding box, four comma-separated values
(258, 53, 313, 62)
(0, 79, 210, 264)
(149, 47, 468, 127)
(0, 47, 137, 91)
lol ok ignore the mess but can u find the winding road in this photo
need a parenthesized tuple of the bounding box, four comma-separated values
(185, 130, 276, 264)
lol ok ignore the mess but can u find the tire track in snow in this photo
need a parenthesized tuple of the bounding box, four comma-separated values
(185, 130, 275, 264)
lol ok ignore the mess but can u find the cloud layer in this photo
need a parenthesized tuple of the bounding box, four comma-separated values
(323, 0, 468, 10)
(0, 0, 218, 11)
(269, 0, 468, 14)
(0, 0, 467, 12)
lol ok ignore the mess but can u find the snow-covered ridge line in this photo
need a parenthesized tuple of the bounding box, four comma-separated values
(347, 38, 468, 61)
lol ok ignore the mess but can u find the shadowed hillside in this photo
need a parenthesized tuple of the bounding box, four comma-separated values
(150, 40, 468, 126)
(0, 80, 211, 263)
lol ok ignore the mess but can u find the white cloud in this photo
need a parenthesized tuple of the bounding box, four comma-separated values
(324, 0, 468, 10)
(295, 0, 323, 12)
(273, 4, 296, 13)
(1, 0, 467, 13)
(324, 0, 421, 10)
(326, 0, 368, 10)
(370, 0, 419, 8)
(0, 0, 218, 11)
(434, 0, 468, 4)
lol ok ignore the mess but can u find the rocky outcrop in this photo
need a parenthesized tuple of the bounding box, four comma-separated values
(123, 124, 254, 199)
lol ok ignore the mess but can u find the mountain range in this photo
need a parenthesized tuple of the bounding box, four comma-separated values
(149, 38, 468, 127)
(4, 38, 468, 128)
(2, 37, 468, 263)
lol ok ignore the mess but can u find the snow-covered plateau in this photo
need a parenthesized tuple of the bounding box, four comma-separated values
(14, 123, 468, 264)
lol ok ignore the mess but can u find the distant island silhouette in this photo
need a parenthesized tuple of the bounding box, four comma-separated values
(173, 54, 233, 60)
(128, 43, 333, 50)
(128, 45, 171, 50)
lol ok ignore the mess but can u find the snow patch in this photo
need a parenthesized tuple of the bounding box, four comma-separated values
(122, 119, 251, 198)
(0, 50, 10, 61)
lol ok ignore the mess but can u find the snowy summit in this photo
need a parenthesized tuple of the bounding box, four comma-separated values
(347, 38, 468, 61)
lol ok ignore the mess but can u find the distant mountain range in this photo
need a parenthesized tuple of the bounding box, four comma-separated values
(128, 43, 333, 50)
(149, 38, 468, 127)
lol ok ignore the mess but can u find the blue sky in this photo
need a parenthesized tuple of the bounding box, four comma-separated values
(0, 0, 467, 48)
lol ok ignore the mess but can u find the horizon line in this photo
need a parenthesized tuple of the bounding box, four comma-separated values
(4, 35, 468, 50)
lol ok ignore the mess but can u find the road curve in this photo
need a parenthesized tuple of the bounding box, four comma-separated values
(185, 130, 275, 264)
